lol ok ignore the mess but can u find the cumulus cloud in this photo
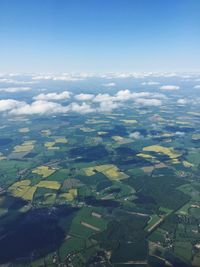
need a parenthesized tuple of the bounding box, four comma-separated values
(160, 85, 180, 90)
(74, 93, 94, 101)
(93, 93, 114, 103)
(67, 102, 95, 113)
(114, 90, 166, 101)
(32, 73, 85, 81)
(98, 100, 120, 112)
(0, 87, 31, 93)
(100, 72, 178, 79)
(194, 85, 200, 89)
(91, 89, 164, 111)
(141, 81, 160, 85)
(33, 91, 71, 101)
(175, 131, 185, 136)
(92, 93, 117, 112)
(115, 89, 133, 101)
(9, 100, 68, 115)
(0, 78, 36, 85)
(129, 132, 141, 139)
(135, 98, 162, 106)
(102, 82, 116, 87)
(177, 99, 187, 104)
(0, 87, 167, 116)
(8, 100, 94, 115)
(0, 99, 25, 112)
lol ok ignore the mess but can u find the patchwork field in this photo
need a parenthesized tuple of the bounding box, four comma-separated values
(0, 78, 200, 267)
(83, 164, 129, 180)
(32, 165, 56, 178)
(143, 145, 182, 159)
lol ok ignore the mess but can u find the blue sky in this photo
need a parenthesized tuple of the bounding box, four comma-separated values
(0, 0, 200, 73)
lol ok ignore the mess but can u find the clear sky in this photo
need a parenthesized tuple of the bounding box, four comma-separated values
(0, 0, 200, 73)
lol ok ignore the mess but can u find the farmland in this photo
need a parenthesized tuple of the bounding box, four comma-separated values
(0, 76, 199, 267)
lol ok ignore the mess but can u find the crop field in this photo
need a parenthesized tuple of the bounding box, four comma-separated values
(120, 119, 137, 124)
(0, 75, 200, 267)
(143, 145, 182, 159)
(69, 207, 107, 239)
(37, 180, 61, 190)
(59, 189, 77, 201)
(32, 165, 56, 178)
(83, 164, 129, 180)
(13, 140, 35, 153)
(18, 127, 30, 133)
(8, 180, 37, 201)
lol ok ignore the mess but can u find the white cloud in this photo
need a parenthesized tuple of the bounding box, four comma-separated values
(68, 102, 95, 114)
(93, 93, 114, 103)
(114, 90, 166, 101)
(115, 89, 133, 101)
(32, 73, 85, 81)
(177, 99, 187, 104)
(0, 78, 36, 85)
(102, 82, 116, 87)
(74, 93, 94, 101)
(0, 87, 167, 116)
(0, 99, 25, 112)
(160, 85, 180, 90)
(9, 100, 95, 115)
(98, 100, 120, 112)
(141, 81, 160, 85)
(175, 131, 185, 136)
(9, 100, 68, 115)
(91, 90, 164, 110)
(194, 85, 200, 89)
(0, 87, 31, 93)
(129, 132, 141, 139)
(135, 98, 162, 106)
(33, 91, 71, 101)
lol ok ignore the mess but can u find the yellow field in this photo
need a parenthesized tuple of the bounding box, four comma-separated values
(37, 180, 61, 190)
(32, 165, 55, 178)
(8, 178, 61, 201)
(83, 164, 128, 180)
(22, 186, 37, 201)
(161, 133, 174, 137)
(137, 153, 156, 159)
(120, 119, 137, 124)
(55, 137, 68, 143)
(44, 141, 56, 148)
(59, 189, 77, 201)
(44, 137, 68, 150)
(183, 160, 194, 168)
(19, 127, 30, 133)
(8, 180, 37, 201)
(10, 180, 31, 187)
(13, 140, 35, 153)
(143, 145, 181, 159)
(44, 141, 59, 150)
(80, 127, 95, 132)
